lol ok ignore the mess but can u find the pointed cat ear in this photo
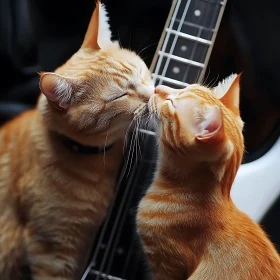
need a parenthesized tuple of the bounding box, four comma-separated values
(213, 73, 241, 114)
(39, 72, 84, 110)
(194, 105, 224, 143)
(81, 0, 112, 49)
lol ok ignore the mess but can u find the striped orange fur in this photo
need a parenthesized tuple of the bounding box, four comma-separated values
(137, 74, 280, 280)
(0, 1, 153, 279)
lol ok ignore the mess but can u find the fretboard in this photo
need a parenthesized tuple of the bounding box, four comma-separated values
(150, 0, 227, 88)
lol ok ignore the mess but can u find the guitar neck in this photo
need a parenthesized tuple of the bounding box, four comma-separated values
(150, 0, 227, 88)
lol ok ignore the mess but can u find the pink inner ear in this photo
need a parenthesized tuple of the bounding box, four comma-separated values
(39, 73, 72, 110)
(39, 73, 59, 101)
(202, 117, 221, 135)
(195, 105, 223, 143)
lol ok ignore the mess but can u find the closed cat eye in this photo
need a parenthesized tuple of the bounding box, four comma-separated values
(111, 93, 128, 101)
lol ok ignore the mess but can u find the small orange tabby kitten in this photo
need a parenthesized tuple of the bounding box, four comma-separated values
(137, 75, 280, 280)
(0, 1, 153, 279)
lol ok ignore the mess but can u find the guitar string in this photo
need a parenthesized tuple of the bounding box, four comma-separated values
(95, 140, 140, 280)
(104, 151, 151, 275)
(195, 1, 222, 84)
(182, 0, 211, 84)
(81, 159, 128, 280)
(152, 0, 182, 84)
(198, 0, 228, 81)
(203, 1, 223, 84)
(158, 0, 193, 85)
(121, 235, 136, 278)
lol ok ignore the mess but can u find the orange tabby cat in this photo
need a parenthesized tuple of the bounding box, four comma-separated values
(137, 74, 280, 280)
(0, 1, 153, 279)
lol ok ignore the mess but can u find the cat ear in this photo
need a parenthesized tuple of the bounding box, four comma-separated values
(213, 73, 241, 114)
(194, 105, 224, 144)
(81, 0, 112, 49)
(177, 99, 224, 144)
(39, 72, 84, 110)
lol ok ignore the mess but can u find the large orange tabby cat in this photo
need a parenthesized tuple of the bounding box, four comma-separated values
(137, 75, 280, 280)
(0, 1, 153, 279)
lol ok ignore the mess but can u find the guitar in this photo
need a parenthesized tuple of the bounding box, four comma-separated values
(82, 0, 280, 279)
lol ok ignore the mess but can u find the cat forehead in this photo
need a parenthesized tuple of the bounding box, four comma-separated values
(100, 48, 146, 66)
(177, 85, 215, 101)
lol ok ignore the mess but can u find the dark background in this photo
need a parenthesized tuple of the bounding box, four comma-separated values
(0, 0, 279, 268)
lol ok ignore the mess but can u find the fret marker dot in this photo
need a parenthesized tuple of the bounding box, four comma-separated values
(173, 67, 180, 74)
(181, 45, 187, 51)
(117, 248, 124, 254)
(194, 10, 201, 17)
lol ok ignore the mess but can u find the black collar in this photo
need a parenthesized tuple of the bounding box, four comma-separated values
(59, 134, 114, 155)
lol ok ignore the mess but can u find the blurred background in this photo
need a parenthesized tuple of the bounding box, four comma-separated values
(0, 0, 279, 276)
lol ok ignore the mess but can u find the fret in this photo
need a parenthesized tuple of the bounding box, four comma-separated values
(176, 0, 222, 30)
(173, 20, 213, 41)
(166, 28, 212, 45)
(158, 51, 204, 68)
(164, 33, 209, 64)
(154, 55, 202, 86)
(89, 270, 124, 280)
(151, 0, 183, 84)
(152, 74, 189, 88)
(138, 128, 156, 136)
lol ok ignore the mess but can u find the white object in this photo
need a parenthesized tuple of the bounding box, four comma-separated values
(231, 136, 280, 222)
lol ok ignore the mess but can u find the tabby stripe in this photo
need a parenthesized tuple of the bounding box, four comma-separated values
(31, 254, 75, 272)
(119, 62, 133, 74)
(112, 72, 129, 81)
(127, 62, 137, 69)
(113, 77, 125, 88)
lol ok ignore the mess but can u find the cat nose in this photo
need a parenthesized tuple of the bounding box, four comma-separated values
(155, 85, 179, 98)
(137, 84, 154, 101)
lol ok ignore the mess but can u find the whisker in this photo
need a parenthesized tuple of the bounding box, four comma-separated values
(118, 29, 123, 49)
(201, 67, 211, 86)
(136, 110, 144, 159)
(208, 74, 220, 88)
(137, 42, 158, 57)
(126, 124, 137, 178)
(103, 130, 109, 170)
(121, 106, 146, 181)
(124, 119, 135, 155)
(128, 30, 132, 51)
(136, 36, 149, 54)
